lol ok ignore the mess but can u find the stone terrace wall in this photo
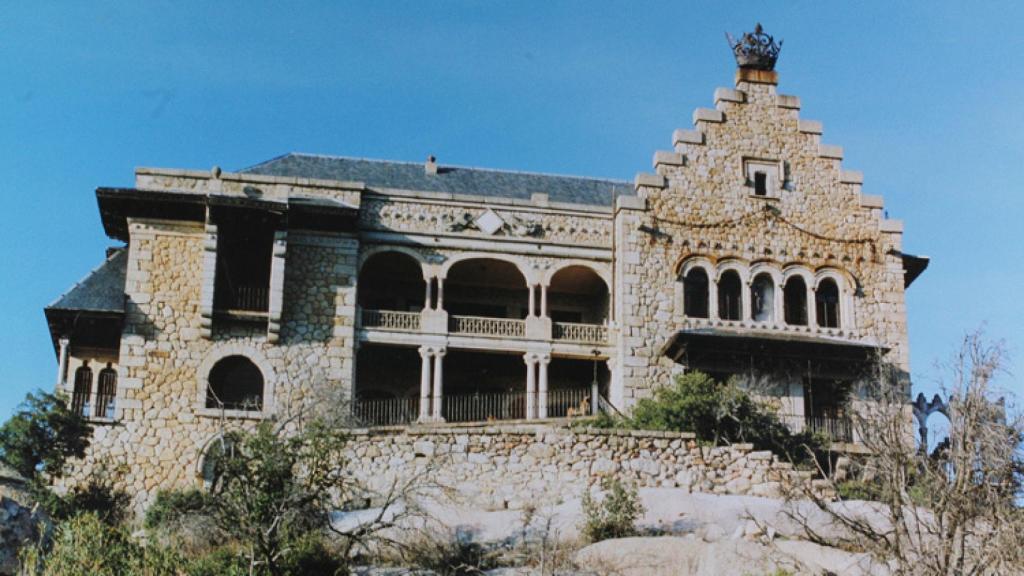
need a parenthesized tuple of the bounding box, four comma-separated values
(345, 422, 822, 511)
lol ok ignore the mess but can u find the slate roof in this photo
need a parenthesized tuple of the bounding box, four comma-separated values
(46, 249, 127, 314)
(241, 153, 630, 207)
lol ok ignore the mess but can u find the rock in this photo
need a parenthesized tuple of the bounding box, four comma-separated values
(700, 523, 727, 543)
(590, 458, 618, 476)
(575, 537, 776, 576)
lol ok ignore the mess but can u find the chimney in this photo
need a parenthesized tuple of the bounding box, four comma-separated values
(726, 23, 782, 86)
(425, 155, 438, 175)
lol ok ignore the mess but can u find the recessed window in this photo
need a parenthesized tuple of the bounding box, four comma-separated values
(72, 362, 93, 417)
(206, 356, 264, 411)
(717, 270, 742, 321)
(816, 278, 841, 328)
(754, 172, 767, 196)
(96, 364, 117, 419)
(683, 268, 710, 318)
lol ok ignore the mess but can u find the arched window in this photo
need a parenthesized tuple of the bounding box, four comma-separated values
(96, 364, 117, 419)
(683, 268, 709, 318)
(784, 276, 808, 326)
(717, 270, 742, 321)
(206, 356, 264, 411)
(750, 273, 775, 323)
(816, 278, 841, 328)
(72, 362, 93, 417)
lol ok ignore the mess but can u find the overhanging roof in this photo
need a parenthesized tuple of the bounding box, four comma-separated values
(899, 252, 929, 288)
(46, 249, 127, 314)
(661, 327, 889, 367)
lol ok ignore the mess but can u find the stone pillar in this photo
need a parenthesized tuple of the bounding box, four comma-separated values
(708, 275, 719, 320)
(540, 284, 549, 318)
(199, 217, 218, 339)
(56, 336, 70, 390)
(524, 354, 537, 419)
(537, 354, 550, 419)
(773, 279, 785, 327)
(431, 348, 446, 421)
(741, 279, 752, 323)
(418, 347, 432, 421)
(436, 277, 445, 311)
(424, 276, 433, 310)
(267, 229, 287, 344)
(806, 282, 817, 328)
(528, 284, 536, 318)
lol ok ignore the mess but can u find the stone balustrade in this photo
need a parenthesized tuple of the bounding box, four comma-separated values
(553, 321, 609, 344)
(360, 309, 421, 331)
(448, 315, 526, 338)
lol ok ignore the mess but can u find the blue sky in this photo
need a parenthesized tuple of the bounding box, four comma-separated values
(1, 2, 1021, 419)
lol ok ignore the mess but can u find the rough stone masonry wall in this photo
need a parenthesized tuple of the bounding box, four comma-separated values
(58, 222, 360, 512)
(614, 77, 909, 405)
(345, 423, 825, 511)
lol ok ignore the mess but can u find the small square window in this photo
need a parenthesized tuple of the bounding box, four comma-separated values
(754, 172, 767, 196)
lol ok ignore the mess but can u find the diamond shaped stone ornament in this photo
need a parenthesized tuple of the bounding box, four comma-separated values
(475, 209, 505, 235)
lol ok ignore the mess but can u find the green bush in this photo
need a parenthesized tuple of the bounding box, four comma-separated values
(0, 391, 92, 482)
(629, 372, 829, 465)
(580, 477, 645, 543)
(144, 488, 212, 530)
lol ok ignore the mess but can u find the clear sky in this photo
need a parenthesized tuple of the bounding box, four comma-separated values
(1, 2, 1021, 419)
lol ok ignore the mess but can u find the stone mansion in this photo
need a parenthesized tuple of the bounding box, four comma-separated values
(44, 29, 926, 494)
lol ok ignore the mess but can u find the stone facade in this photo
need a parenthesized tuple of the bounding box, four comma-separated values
(44, 56, 923, 510)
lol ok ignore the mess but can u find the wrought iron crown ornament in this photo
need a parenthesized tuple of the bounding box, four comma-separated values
(726, 23, 782, 71)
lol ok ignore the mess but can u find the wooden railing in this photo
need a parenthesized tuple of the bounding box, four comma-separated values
(449, 315, 526, 338)
(552, 322, 608, 344)
(217, 284, 269, 312)
(360, 309, 421, 331)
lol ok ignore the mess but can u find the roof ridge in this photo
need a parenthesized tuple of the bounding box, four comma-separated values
(272, 152, 632, 186)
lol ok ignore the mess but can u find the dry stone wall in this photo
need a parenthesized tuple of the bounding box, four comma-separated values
(345, 423, 824, 511)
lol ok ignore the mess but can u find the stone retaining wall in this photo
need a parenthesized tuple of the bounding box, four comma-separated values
(344, 422, 823, 510)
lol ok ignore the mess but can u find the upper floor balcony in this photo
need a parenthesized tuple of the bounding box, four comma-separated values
(356, 251, 611, 345)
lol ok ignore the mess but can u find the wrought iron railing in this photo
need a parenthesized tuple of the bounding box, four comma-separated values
(546, 387, 592, 418)
(552, 322, 608, 344)
(352, 396, 419, 427)
(449, 315, 525, 338)
(360, 309, 421, 331)
(217, 284, 269, 312)
(444, 391, 527, 422)
(780, 413, 854, 443)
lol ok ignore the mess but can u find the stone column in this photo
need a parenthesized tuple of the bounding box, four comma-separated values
(436, 277, 445, 311)
(524, 354, 537, 419)
(537, 354, 550, 419)
(773, 280, 785, 327)
(528, 284, 536, 318)
(267, 229, 287, 344)
(540, 284, 549, 319)
(431, 348, 446, 421)
(708, 275, 719, 320)
(806, 282, 818, 328)
(418, 346, 432, 421)
(56, 336, 70, 390)
(741, 279, 752, 323)
(424, 277, 433, 310)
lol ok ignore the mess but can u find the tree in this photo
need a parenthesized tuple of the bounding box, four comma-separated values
(788, 331, 1024, 575)
(0, 391, 91, 482)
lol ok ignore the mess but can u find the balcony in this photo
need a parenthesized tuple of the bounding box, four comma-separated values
(553, 321, 608, 344)
(780, 413, 854, 443)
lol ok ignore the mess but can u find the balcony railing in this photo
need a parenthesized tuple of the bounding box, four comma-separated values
(780, 413, 854, 444)
(449, 315, 526, 338)
(350, 387, 596, 426)
(553, 322, 608, 344)
(360, 309, 421, 331)
(352, 396, 419, 427)
(216, 284, 269, 313)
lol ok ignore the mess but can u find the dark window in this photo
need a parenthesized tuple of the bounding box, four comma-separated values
(754, 171, 767, 196)
(784, 276, 808, 326)
(72, 363, 93, 417)
(550, 310, 584, 323)
(213, 210, 276, 313)
(816, 278, 841, 328)
(750, 274, 775, 322)
(96, 364, 117, 419)
(683, 268, 709, 318)
(717, 270, 742, 321)
(206, 356, 264, 411)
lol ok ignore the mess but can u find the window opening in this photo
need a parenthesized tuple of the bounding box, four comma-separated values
(72, 362, 93, 417)
(816, 278, 841, 328)
(683, 268, 710, 318)
(96, 364, 117, 419)
(754, 171, 767, 196)
(750, 274, 775, 322)
(784, 276, 808, 326)
(206, 356, 264, 411)
(717, 270, 742, 321)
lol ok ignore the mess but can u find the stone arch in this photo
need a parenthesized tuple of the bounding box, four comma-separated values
(781, 266, 813, 327)
(714, 259, 750, 284)
(748, 262, 784, 286)
(195, 432, 234, 488)
(196, 344, 276, 414)
(546, 263, 611, 324)
(677, 256, 715, 279)
(677, 257, 714, 319)
(439, 252, 537, 285)
(781, 264, 815, 285)
(541, 260, 611, 290)
(814, 268, 855, 330)
(358, 249, 428, 311)
(358, 245, 428, 275)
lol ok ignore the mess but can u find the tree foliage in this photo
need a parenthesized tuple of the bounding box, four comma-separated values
(579, 477, 645, 543)
(0, 391, 91, 481)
